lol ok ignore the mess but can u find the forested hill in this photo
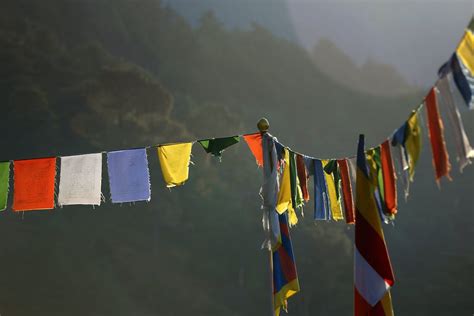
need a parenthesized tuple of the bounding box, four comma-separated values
(1, 0, 422, 153)
(0, 1, 472, 315)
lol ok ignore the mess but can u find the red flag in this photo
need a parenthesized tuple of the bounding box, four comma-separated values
(425, 88, 452, 183)
(380, 140, 397, 215)
(296, 154, 310, 201)
(337, 159, 355, 224)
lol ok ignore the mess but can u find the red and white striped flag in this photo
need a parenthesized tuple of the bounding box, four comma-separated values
(354, 135, 395, 316)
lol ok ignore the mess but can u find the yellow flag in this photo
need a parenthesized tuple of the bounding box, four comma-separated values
(276, 148, 298, 226)
(405, 111, 422, 181)
(157, 143, 193, 187)
(457, 30, 474, 75)
(322, 160, 344, 221)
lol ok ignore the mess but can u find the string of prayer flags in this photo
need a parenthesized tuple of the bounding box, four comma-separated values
(243, 133, 264, 167)
(436, 78, 474, 172)
(425, 88, 452, 183)
(380, 140, 398, 216)
(296, 155, 310, 202)
(107, 149, 151, 203)
(272, 212, 300, 316)
(276, 148, 298, 226)
(354, 135, 395, 316)
(322, 160, 344, 221)
(158, 143, 193, 188)
(0, 162, 10, 211)
(58, 153, 102, 206)
(337, 159, 355, 224)
(12, 158, 56, 211)
(198, 136, 240, 158)
(313, 159, 330, 220)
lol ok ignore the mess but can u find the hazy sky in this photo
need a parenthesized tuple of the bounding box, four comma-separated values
(286, 0, 473, 85)
(165, 0, 473, 86)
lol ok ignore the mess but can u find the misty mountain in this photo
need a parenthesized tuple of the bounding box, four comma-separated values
(311, 38, 419, 97)
(162, 0, 298, 42)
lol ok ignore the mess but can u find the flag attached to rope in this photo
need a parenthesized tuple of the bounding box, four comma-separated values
(436, 77, 474, 172)
(338, 159, 355, 224)
(354, 135, 395, 316)
(272, 212, 300, 316)
(456, 29, 474, 76)
(276, 148, 298, 226)
(13, 158, 56, 211)
(296, 154, 310, 202)
(323, 159, 344, 221)
(0, 162, 10, 211)
(449, 53, 474, 110)
(261, 133, 281, 251)
(107, 149, 151, 203)
(58, 153, 102, 206)
(158, 143, 193, 188)
(380, 141, 397, 216)
(289, 150, 304, 211)
(425, 88, 452, 183)
(198, 136, 240, 158)
(313, 159, 329, 220)
(391, 109, 421, 193)
(243, 133, 264, 167)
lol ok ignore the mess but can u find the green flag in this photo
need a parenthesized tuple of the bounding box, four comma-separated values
(198, 136, 240, 157)
(0, 162, 10, 211)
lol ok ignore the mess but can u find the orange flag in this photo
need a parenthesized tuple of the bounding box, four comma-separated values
(243, 133, 263, 167)
(425, 88, 452, 183)
(13, 158, 57, 211)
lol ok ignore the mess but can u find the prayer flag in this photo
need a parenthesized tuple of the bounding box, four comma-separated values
(262, 133, 281, 250)
(323, 159, 344, 221)
(392, 111, 421, 182)
(296, 154, 310, 202)
(276, 148, 298, 226)
(436, 77, 474, 172)
(425, 88, 452, 183)
(272, 212, 300, 316)
(243, 133, 263, 167)
(354, 135, 395, 316)
(158, 143, 193, 188)
(405, 111, 422, 181)
(198, 136, 240, 157)
(289, 150, 304, 211)
(13, 158, 56, 211)
(0, 162, 10, 211)
(107, 149, 151, 203)
(58, 153, 102, 206)
(450, 53, 473, 109)
(337, 159, 355, 224)
(380, 141, 397, 216)
(456, 29, 474, 76)
(313, 159, 329, 220)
